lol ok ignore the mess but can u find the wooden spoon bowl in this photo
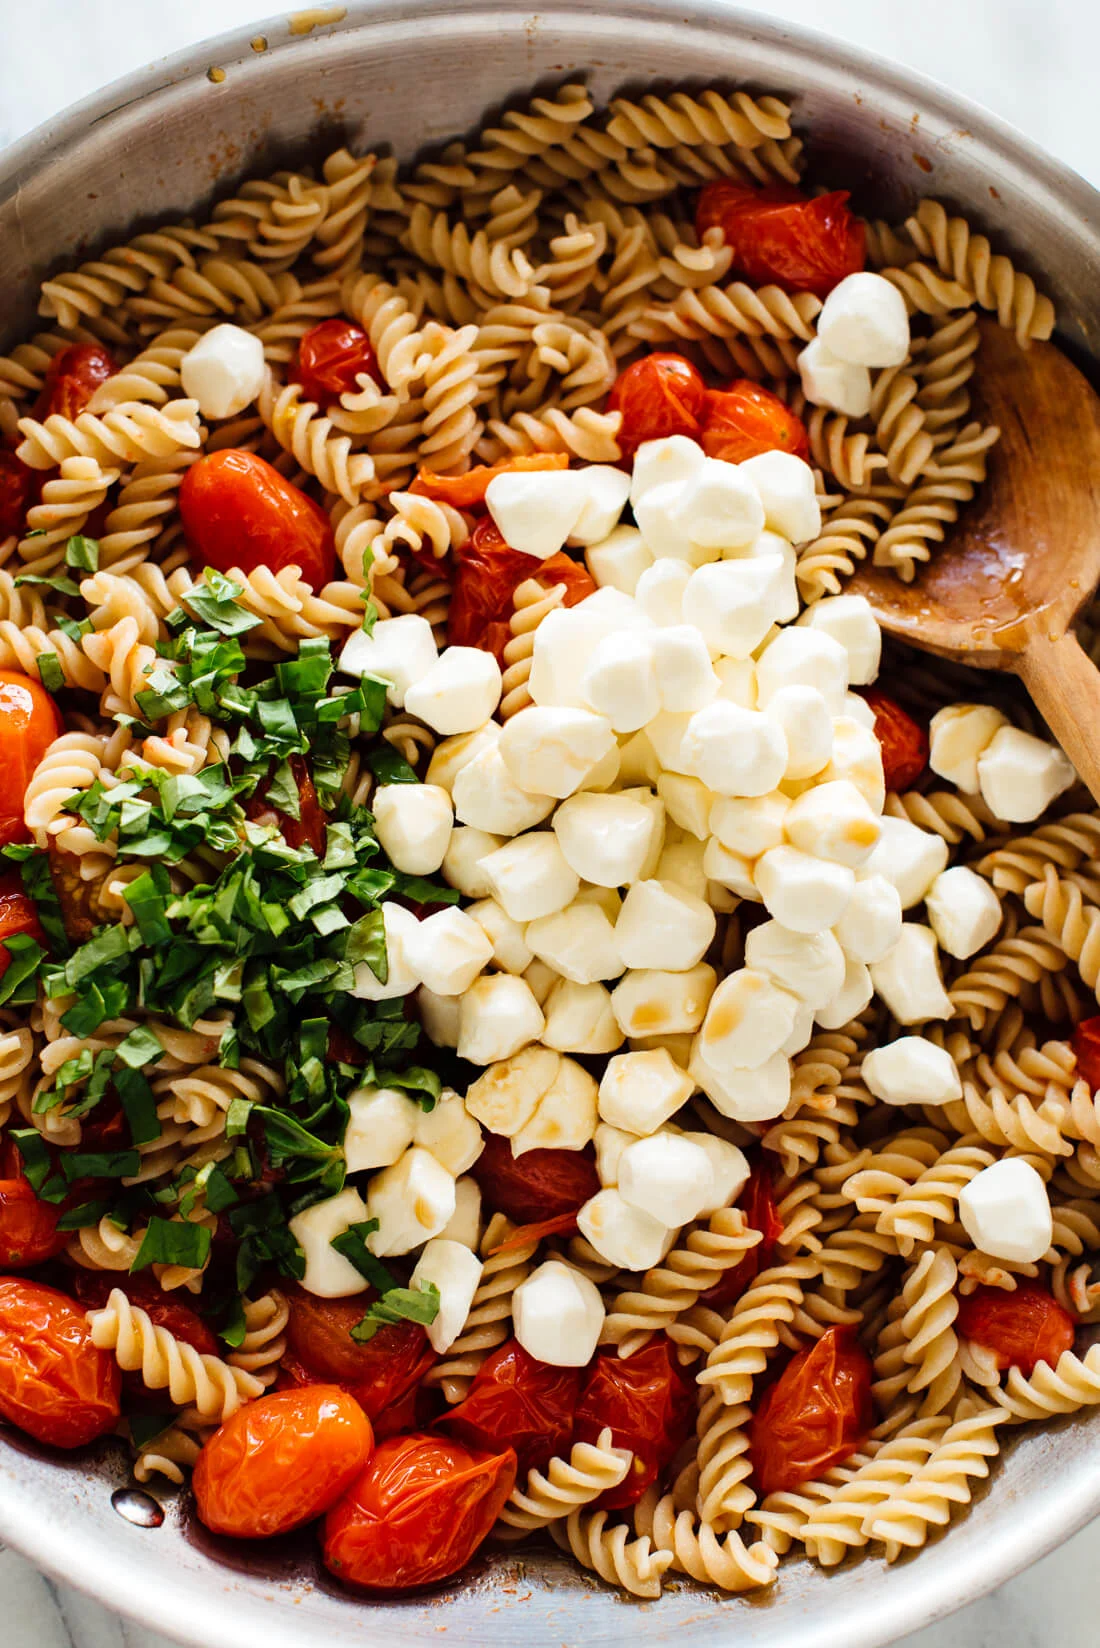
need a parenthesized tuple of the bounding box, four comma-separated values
(848, 318, 1100, 798)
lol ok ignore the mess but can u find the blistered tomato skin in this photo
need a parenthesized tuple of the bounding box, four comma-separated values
(292, 319, 382, 405)
(412, 452, 569, 510)
(749, 1326, 874, 1495)
(35, 343, 116, 420)
(957, 1283, 1076, 1377)
(0, 872, 47, 981)
(574, 1337, 694, 1508)
(0, 669, 63, 847)
(0, 1278, 121, 1448)
(0, 1181, 68, 1268)
(283, 1287, 436, 1419)
(704, 1159, 784, 1309)
(700, 381, 810, 465)
(179, 449, 336, 589)
(0, 451, 42, 538)
(697, 181, 864, 298)
(322, 1432, 517, 1592)
(1072, 1016, 1100, 1093)
(245, 755, 326, 855)
(860, 687, 929, 791)
(470, 1131, 601, 1223)
(606, 352, 707, 460)
(194, 1386, 373, 1538)
(449, 518, 596, 659)
(440, 1337, 581, 1475)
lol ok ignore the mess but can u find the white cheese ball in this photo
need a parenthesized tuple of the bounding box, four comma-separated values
(863, 1037, 963, 1106)
(366, 1147, 456, 1256)
(410, 1239, 483, 1353)
(958, 1159, 1053, 1264)
(709, 792, 790, 858)
(977, 726, 1076, 823)
(582, 631, 661, 733)
(465, 1046, 561, 1137)
(756, 627, 849, 714)
(542, 979, 624, 1055)
(680, 700, 788, 798)
(682, 557, 788, 659)
(799, 594, 882, 685)
(869, 924, 952, 1025)
(585, 523, 654, 594)
(415, 1090, 485, 1176)
(785, 780, 881, 868)
(465, 896, 533, 975)
(339, 613, 438, 709)
(698, 967, 802, 1071)
(651, 625, 721, 713)
(457, 973, 545, 1064)
(499, 705, 617, 798)
(481, 832, 579, 923)
(553, 789, 665, 887)
(767, 685, 834, 780)
(513, 1259, 606, 1366)
(833, 874, 904, 964)
(615, 878, 716, 971)
(351, 902, 421, 1001)
(861, 816, 949, 910)
(452, 744, 555, 836)
(928, 703, 1008, 793)
(405, 646, 502, 734)
(618, 1131, 716, 1227)
(610, 964, 717, 1039)
(737, 451, 821, 545)
(815, 271, 910, 368)
(289, 1186, 370, 1299)
(486, 468, 585, 558)
(755, 846, 855, 933)
(526, 904, 625, 985)
(180, 323, 266, 419)
(404, 907, 493, 997)
(598, 1048, 693, 1136)
(569, 465, 633, 546)
(372, 783, 453, 875)
(744, 921, 847, 1010)
(441, 825, 505, 899)
(577, 1189, 672, 1270)
(635, 556, 692, 627)
(425, 723, 501, 796)
(925, 866, 1003, 959)
(512, 1057, 598, 1155)
(798, 335, 873, 417)
(689, 1040, 791, 1122)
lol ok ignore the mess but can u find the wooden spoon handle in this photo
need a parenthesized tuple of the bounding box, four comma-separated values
(1017, 629, 1100, 804)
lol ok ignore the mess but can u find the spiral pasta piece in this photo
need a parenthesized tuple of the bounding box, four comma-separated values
(258, 375, 376, 505)
(633, 1487, 779, 1591)
(866, 1406, 1002, 1558)
(800, 1419, 949, 1564)
(498, 1428, 632, 1530)
(601, 1209, 761, 1356)
(17, 455, 119, 568)
(902, 200, 1055, 346)
(606, 90, 791, 152)
(227, 1291, 289, 1386)
(550, 1509, 673, 1597)
(88, 1288, 265, 1420)
(16, 399, 203, 471)
(698, 1259, 817, 1404)
(871, 1248, 962, 1416)
(1023, 868, 1100, 1003)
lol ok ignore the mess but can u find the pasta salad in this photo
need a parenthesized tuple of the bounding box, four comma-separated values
(0, 79, 1096, 1601)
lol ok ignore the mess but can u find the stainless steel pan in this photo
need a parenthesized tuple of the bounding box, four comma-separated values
(2, 5, 1099, 1643)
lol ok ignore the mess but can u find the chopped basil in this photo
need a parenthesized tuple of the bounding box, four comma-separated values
(65, 534, 100, 571)
(330, 1219, 395, 1292)
(367, 746, 419, 786)
(131, 1216, 213, 1274)
(351, 1281, 440, 1343)
(35, 652, 65, 693)
(13, 572, 81, 598)
(10, 1128, 52, 1193)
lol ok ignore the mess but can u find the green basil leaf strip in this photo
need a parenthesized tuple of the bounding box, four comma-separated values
(61, 1148, 140, 1183)
(329, 1219, 395, 1292)
(115, 1025, 165, 1069)
(65, 534, 100, 572)
(0, 934, 45, 1006)
(115, 1066, 162, 1147)
(128, 1411, 178, 1450)
(10, 1128, 53, 1193)
(131, 1215, 213, 1274)
(57, 1198, 113, 1232)
(351, 1281, 440, 1343)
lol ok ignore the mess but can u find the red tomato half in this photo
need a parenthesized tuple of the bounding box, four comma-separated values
(0, 872, 47, 981)
(440, 1337, 580, 1475)
(1072, 1016, 1100, 1094)
(749, 1326, 874, 1495)
(179, 449, 336, 589)
(957, 1283, 1076, 1377)
(284, 1287, 436, 1420)
(704, 1159, 784, 1309)
(448, 516, 596, 659)
(412, 453, 569, 511)
(322, 1431, 516, 1592)
(292, 319, 382, 406)
(697, 181, 864, 298)
(700, 380, 810, 465)
(0, 451, 43, 538)
(0, 669, 63, 847)
(606, 352, 706, 460)
(0, 1278, 121, 1447)
(0, 1180, 68, 1268)
(34, 344, 116, 421)
(245, 755, 326, 855)
(574, 1338, 694, 1508)
(470, 1131, 600, 1224)
(195, 1386, 373, 1538)
(860, 687, 929, 791)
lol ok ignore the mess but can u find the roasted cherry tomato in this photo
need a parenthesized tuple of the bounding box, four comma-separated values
(749, 1326, 874, 1495)
(440, 1337, 580, 1475)
(0, 1278, 120, 1447)
(323, 1431, 516, 1592)
(284, 1287, 436, 1420)
(0, 450, 43, 538)
(606, 351, 707, 460)
(470, 1131, 600, 1224)
(194, 1385, 373, 1538)
(1072, 1016, 1100, 1094)
(34, 343, 116, 421)
(327, 1024, 369, 1066)
(449, 515, 596, 658)
(0, 871, 46, 981)
(245, 754, 326, 855)
(179, 449, 336, 589)
(956, 1282, 1076, 1377)
(697, 180, 864, 298)
(0, 669, 63, 847)
(700, 380, 810, 465)
(703, 1158, 785, 1309)
(860, 687, 929, 792)
(411, 452, 569, 510)
(574, 1337, 694, 1508)
(0, 1180, 68, 1268)
(291, 319, 382, 406)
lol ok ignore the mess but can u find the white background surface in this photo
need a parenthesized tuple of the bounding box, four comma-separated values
(0, 1, 1097, 1644)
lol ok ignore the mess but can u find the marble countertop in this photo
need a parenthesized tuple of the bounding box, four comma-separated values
(1, 1, 1097, 1643)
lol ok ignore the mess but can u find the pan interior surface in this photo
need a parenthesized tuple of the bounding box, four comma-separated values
(1, 5, 1099, 1646)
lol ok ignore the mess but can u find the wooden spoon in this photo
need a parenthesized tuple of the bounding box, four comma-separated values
(847, 318, 1100, 801)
